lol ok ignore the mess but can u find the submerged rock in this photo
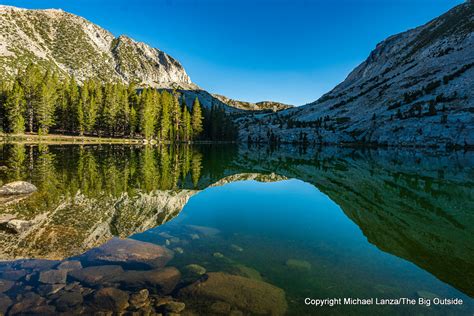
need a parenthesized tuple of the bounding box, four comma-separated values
(108, 267, 180, 294)
(0, 294, 13, 315)
(36, 283, 65, 296)
(285, 259, 311, 271)
(213, 252, 224, 259)
(233, 264, 263, 281)
(185, 264, 206, 276)
(92, 287, 129, 312)
(129, 289, 149, 309)
(57, 260, 82, 271)
(68, 265, 124, 286)
(38, 269, 67, 284)
(178, 272, 287, 315)
(0, 181, 37, 195)
(84, 238, 173, 269)
(230, 244, 243, 252)
(8, 292, 54, 315)
(173, 247, 184, 254)
(55, 291, 84, 312)
(187, 225, 220, 236)
(0, 279, 14, 293)
(163, 301, 186, 313)
(0, 270, 26, 281)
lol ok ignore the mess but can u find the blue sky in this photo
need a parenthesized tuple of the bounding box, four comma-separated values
(2, 0, 465, 105)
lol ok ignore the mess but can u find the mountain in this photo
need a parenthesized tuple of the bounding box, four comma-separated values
(212, 94, 293, 112)
(0, 5, 194, 89)
(0, 5, 289, 113)
(239, 2, 474, 148)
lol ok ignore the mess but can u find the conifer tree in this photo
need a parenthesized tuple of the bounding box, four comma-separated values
(19, 64, 42, 133)
(37, 71, 58, 135)
(66, 76, 80, 133)
(171, 93, 181, 141)
(181, 103, 192, 142)
(5, 80, 26, 134)
(140, 88, 156, 140)
(191, 97, 203, 138)
(160, 91, 172, 141)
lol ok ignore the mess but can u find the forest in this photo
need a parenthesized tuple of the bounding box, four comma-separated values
(0, 64, 238, 142)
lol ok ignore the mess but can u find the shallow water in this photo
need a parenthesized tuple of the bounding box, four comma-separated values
(0, 144, 473, 315)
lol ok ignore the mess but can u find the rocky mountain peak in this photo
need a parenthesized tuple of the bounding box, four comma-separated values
(0, 5, 193, 88)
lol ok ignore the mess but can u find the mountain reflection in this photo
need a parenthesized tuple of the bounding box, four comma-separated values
(0, 143, 472, 298)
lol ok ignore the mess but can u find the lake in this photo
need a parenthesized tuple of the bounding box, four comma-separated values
(0, 143, 473, 315)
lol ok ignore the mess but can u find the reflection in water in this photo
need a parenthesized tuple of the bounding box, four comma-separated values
(0, 143, 472, 315)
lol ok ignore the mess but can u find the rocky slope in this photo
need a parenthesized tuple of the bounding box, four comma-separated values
(239, 2, 474, 147)
(0, 5, 195, 89)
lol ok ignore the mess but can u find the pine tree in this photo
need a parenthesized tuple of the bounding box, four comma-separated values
(160, 91, 172, 141)
(77, 83, 88, 136)
(191, 97, 203, 138)
(83, 79, 100, 134)
(37, 71, 58, 135)
(128, 83, 139, 137)
(102, 83, 118, 136)
(181, 103, 192, 142)
(140, 88, 156, 140)
(19, 64, 42, 133)
(171, 93, 181, 141)
(66, 76, 80, 133)
(5, 80, 26, 134)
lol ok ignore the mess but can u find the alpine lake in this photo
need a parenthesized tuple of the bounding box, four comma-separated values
(0, 143, 472, 315)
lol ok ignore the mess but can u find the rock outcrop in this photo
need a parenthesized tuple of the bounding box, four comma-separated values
(239, 2, 474, 147)
(0, 181, 37, 195)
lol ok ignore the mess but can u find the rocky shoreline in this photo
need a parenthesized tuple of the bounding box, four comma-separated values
(0, 237, 288, 315)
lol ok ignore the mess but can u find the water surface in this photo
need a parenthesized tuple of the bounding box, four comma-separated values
(0, 144, 472, 315)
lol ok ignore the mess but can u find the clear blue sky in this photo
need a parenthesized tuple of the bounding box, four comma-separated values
(2, 0, 465, 105)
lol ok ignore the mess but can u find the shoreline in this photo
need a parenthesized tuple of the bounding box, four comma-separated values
(0, 133, 237, 145)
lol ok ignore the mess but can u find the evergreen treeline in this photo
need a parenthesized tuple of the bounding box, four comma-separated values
(0, 64, 237, 142)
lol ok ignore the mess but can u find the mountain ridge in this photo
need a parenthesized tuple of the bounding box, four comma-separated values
(0, 4, 194, 89)
(239, 2, 474, 148)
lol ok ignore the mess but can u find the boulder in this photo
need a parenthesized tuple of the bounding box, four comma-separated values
(38, 269, 67, 284)
(185, 264, 206, 276)
(55, 291, 84, 312)
(0, 294, 13, 315)
(129, 289, 149, 309)
(0, 279, 14, 293)
(84, 238, 173, 269)
(1, 219, 31, 234)
(57, 260, 82, 271)
(178, 272, 287, 316)
(0, 181, 37, 195)
(68, 265, 124, 286)
(92, 287, 129, 312)
(163, 301, 186, 313)
(109, 267, 180, 295)
(8, 292, 55, 315)
(0, 270, 26, 281)
(36, 284, 65, 296)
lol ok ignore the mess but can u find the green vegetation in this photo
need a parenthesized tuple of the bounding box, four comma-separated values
(0, 64, 237, 142)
